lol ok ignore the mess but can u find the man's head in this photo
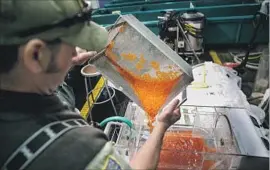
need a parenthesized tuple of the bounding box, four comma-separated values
(0, 0, 108, 94)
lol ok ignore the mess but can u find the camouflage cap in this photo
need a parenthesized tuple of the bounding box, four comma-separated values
(0, 0, 108, 52)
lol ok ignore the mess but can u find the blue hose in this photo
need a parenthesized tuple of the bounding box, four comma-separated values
(99, 116, 133, 128)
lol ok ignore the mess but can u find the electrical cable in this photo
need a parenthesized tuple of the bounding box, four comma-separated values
(99, 116, 133, 128)
(235, 10, 268, 70)
(214, 114, 234, 146)
(248, 96, 264, 101)
(229, 52, 262, 60)
(229, 52, 262, 70)
(233, 56, 259, 66)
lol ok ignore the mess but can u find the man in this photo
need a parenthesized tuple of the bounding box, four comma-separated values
(0, 0, 181, 170)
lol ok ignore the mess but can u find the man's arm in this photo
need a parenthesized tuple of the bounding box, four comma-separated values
(129, 123, 166, 169)
(70, 49, 182, 169)
(130, 99, 181, 170)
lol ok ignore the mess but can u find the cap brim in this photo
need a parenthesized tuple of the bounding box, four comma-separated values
(61, 21, 108, 52)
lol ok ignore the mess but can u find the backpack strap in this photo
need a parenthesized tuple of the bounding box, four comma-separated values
(1, 119, 89, 170)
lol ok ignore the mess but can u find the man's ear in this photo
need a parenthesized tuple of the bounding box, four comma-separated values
(22, 39, 52, 73)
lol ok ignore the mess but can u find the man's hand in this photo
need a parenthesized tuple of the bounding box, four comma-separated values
(72, 47, 97, 66)
(157, 99, 181, 131)
(129, 99, 181, 170)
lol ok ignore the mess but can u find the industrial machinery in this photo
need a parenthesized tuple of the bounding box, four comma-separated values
(157, 5, 205, 64)
(104, 62, 269, 170)
(92, 1, 269, 45)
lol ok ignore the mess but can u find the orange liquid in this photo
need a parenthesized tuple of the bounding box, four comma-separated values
(106, 42, 182, 130)
(158, 131, 216, 170)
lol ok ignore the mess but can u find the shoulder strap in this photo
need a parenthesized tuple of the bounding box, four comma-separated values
(1, 119, 89, 170)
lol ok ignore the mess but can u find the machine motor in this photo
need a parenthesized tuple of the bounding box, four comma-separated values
(158, 10, 205, 64)
(180, 11, 205, 52)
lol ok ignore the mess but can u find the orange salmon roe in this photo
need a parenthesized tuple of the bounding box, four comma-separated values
(158, 131, 216, 170)
(105, 42, 182, 130)
(135, 54, 146, 71)
(121, 53, 137, 61)
(151, 61, 160, 70)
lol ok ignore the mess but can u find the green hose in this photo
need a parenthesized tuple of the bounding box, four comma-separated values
(99, 116, 133, 128)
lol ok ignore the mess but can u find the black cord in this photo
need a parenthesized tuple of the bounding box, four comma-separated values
(235, 12, 267, 71)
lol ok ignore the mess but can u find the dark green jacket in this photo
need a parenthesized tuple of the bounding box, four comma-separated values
(0, 86, 131, 170)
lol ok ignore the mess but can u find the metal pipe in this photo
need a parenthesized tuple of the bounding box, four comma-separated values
(104, 78, 118, 116)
